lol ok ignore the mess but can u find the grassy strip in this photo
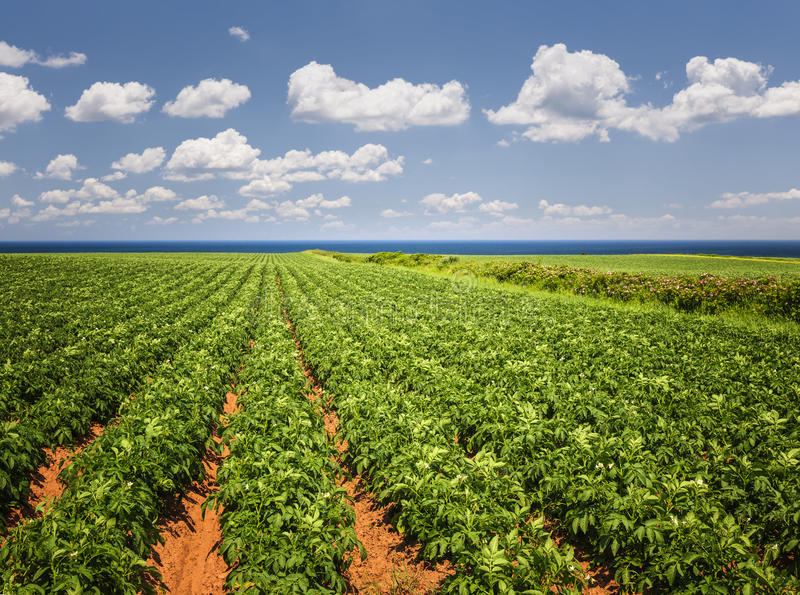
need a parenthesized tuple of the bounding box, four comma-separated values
(0, 262, 263, 593)
(310, 250, 800, 322)
(208, 274, 360, 593)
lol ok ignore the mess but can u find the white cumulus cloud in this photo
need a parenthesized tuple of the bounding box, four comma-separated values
(0, 73, 50, 135)
(163, 78, 251, 118)
(101, 171, 127, 182)
(381, 208, 412, 218)
(0, 41, 86, 68)
(538, 199, 612, 217)
(140, 186, 177, 202)
(165, 129, 404, 195)
(421, 191, 482, 215)
(35, 154, 81, 180)
(487, 44, 800, 143)
(147, 216, 178, 225)
(112, 146, 166, 174)
(275, 200, 310, 221)
(175, 195, 225, 210)
(478, 200, 519, 216)
(0, 161, 17, 176)
(228, 26, 250, 41)
(12, 194, 33, 207)
(65, 81, 155, 123)
(288, 61, 470, 131)
(165, 128, 261, 181)
(709, 188, 800, 209)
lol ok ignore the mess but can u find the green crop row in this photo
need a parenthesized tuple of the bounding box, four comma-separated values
(0, 261, 254, 520)
(209, 269, 361, 593)
(0, 258, 266, 593)
(0, 261, 220, 420)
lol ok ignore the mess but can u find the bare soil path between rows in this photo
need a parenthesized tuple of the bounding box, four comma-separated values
(146, 388, 241, 595)
(277, 275, 453, 595)
(4, 423, 104, 531)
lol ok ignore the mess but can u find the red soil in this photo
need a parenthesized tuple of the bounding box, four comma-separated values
(146, 391, 239, 595)
(4, 423, 104, 530)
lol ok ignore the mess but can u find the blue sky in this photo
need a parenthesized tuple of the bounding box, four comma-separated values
(2, 0, 800, 240)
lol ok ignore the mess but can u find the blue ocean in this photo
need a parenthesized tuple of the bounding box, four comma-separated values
(1, 240, 800, 257)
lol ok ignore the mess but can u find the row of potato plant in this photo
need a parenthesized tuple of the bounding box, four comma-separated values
(209, 268, 361, 593)
(280, 262, 586, 594)
(0, 257, 266, 593)
(0, 260, 255, 521)
(0, 260, 216, 420)
(283, 254, 799, 592)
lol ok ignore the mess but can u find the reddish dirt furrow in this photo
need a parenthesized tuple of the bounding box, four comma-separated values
(278, 283, 453, 594)
(147, 390, 240, 595)
(4, 423, 104, 530)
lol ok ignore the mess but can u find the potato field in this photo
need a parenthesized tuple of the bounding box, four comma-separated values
(1, 252, 798, 594)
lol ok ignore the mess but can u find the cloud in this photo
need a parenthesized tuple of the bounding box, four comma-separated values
(167, 129, 403, 196)
(35, 154, 81, 180)
(709, 188, 800, 208)
(0, 41, 36, 67)
(39, 189, 73, 204)
(165, 128, 261, 181)
(321, 219, 354, 231)
(245, 199, 271, 211)
(248, 143, 404, 186)
(38, 180, 175, 211)
(478, 200, 518, 216)
(275, 200, 310, 221)
(112, 146, 166, 174)
(0, 161, 17, 176)
(78, 197, 147, 214)
(0, 73, 50, 135)
(496, 215, 534, 225)
(31, 192, 148, 220)
(101, 171, 127, 182)
(381, 208, 412, 218)
(73, 178, 118, 200)
(422, 158, 433, 165)
(147, 216, 178, 225)
(487, 44, 800, 143)
(163, 78, 251, 118)
(11, 194, 33, 207)
(36, 52, 87, 68)
(165, 129, 404, 195)
(140, 186, 177, 202)
(65, 81, 155, 123)
(1, 194, 33, 224)
(496, 139, 511, 147)
(237, 177, 293, 197)
(486, 44, 629, 142)
(0, 41, 86, 68)
(175, 195, 225, 210)
(428, 216, 479, 230)
(191, 208, 260, 223)
(288, 61, 470, 131)
(538, 199, 612, 217)
(295, 193, 352, 209)
(228, 26, 250, 41)
(420, 191, 482, 214)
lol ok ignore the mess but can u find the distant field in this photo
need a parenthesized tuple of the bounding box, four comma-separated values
(344, 252, 800, 279)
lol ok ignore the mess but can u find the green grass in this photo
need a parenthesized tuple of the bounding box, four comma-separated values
(326, 251, 800, 280)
